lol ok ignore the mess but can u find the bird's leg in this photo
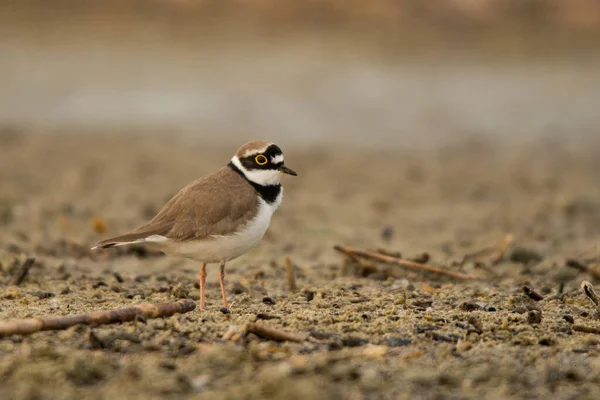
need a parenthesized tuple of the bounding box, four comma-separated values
(199, 263, 207, 310)
(218, 261, 229, 309)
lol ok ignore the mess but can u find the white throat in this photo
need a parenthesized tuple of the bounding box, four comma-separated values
(231, 156, 282, 186)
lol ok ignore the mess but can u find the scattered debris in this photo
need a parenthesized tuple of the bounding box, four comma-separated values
(566, 259, 588, 272)
(340, 336, 369, 347)
(170, 283, 189, 299)
(527, 310, 543, 324)
(461, 234, 514, 265)
(113, 272, 125, 283)
(92, 281, 108, 289)
(380, 226, 394, 242)
(468, 316, 483, 332)
(382, 337, 411, 347)
(426, 332, 459, 343)
(374, 248, 402, 258)
(303, 290, 315, 302)
(89, 330, 141, 349)
(410, 252, 430, 264)
(459, 302, 483, 312)
(255, 313, 281, 320)
(580, 281, 599, 306)
(91, 216, 107, 234)
(538, 337, 555, 346)
(231, 281, 249, 294)
(284, 256, 297, 291)
(309, 330, 336, 340)
(222, 325, 243, 341)
(492, 234, 515, 264)
(523, 285, 544, 301)
(456, 339, 473, 352)
(509, 247, 543, 265)
(262, 297, 276, 305)
(573, 325, 600, 335)
(349, 297, 370, 304)
(11, 256, 36, 286)
(563, 315, 575, 324)
(244, 323, 306, 343)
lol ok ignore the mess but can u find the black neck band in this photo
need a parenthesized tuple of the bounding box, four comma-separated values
(228, 162, 281, 204)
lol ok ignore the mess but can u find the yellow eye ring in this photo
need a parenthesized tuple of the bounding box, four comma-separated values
(255, 155, 268, 165)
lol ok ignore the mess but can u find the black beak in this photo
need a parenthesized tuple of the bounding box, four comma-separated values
(278, 165, 297, 176)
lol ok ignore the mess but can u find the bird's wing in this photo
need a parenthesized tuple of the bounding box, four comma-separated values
(93, 167, 258, 248)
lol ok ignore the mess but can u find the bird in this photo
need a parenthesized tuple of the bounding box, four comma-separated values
(91, 140, 297, 310)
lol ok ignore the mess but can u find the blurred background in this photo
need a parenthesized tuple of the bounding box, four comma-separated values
(3, 4, 600, 399)
(1, 0, 599, 150)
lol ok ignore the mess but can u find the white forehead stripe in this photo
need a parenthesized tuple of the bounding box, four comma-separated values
(242, 144, 271, 158)
(271, 154, 284, 164)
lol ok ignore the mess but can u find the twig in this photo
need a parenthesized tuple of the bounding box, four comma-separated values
(581, 281, 599, 306)
(523, 285, 544, 301)
(0, 300, 196, 337)
(222, 325, 243, 341)
(334, 245, 475, 281)
(573, 325, 600, 335)
(566, 259, 588, 273)
(256, 313, 282, 320)
(491, 234, 514, 265)
(284, 256, 297, 291)
(245, 322, 306, 342)
(461, 234, 514, 265)
(374, 248, 402, 258)
(11, 257, 36, 286)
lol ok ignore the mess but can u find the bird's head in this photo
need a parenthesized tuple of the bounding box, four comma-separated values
(230, 140, 297, 186)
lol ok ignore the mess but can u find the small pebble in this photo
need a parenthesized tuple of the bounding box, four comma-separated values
(527, 310, 543, 324)
(563, 314, 575, 324)
(383, 337, 411, 347)
(459, 302, 482, 312)
(380, 226, 394, 241)
(262, 297, 276, 305)
(113, 272, 125, 283)
(456, 339, 472, 352)
(510, 247, 543, 264)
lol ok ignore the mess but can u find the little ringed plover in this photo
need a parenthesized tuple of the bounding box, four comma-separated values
(92, 140, 297, 310)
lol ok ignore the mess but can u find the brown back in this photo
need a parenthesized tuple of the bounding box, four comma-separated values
(96, 166, 259, 246)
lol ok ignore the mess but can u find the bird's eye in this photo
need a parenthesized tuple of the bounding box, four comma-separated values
(255, 155, 268, 165)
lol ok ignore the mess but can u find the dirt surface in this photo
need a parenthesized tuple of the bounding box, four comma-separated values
(2, 133, 600, 399)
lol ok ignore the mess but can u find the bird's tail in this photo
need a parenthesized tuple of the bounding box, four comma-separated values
(91, 221, 172, 250)
(91, 232, 168, 250)
(91, 234, 143, 250)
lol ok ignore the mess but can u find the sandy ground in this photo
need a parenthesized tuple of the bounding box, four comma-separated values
(2, 133, 600, 399)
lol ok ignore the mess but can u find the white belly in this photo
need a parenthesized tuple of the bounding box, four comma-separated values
(157, 196, 280, 263)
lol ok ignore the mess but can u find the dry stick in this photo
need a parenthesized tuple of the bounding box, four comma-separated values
(11, 257, 36, 286)
(333, 245, 476, 280)
(576, 281, 600, 334)
(573, 325, 600, 335)
(245, 322, 306, 342)
(0, 299, 196, 338)
(374, 248, 402, 258)
(284, 256, 297, 291)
